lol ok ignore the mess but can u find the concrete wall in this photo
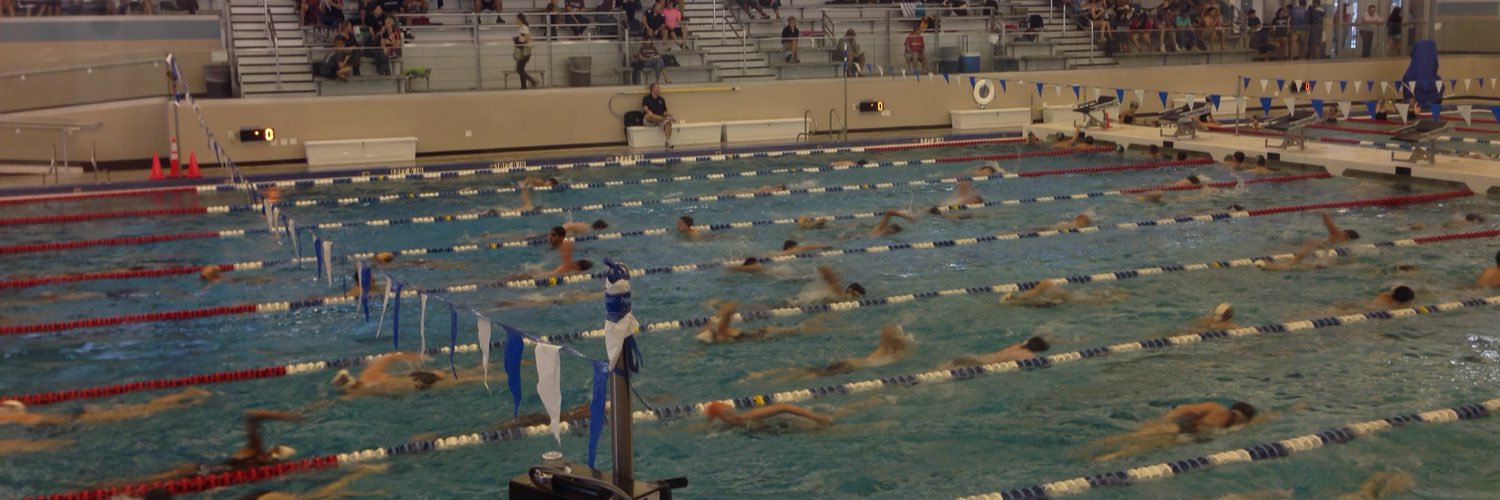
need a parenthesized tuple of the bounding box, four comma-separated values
(0, 17, 222, 112)
(3, 55, 1497, 165)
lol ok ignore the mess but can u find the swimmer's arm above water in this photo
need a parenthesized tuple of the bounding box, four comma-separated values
(737, 404, 832, 425)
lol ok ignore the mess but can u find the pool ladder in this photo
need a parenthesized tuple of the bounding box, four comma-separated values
(796, 109, 848, 143)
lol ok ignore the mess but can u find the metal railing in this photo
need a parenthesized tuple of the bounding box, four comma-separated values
(0, 118, 103, 184)
(262, 0, 284, 91)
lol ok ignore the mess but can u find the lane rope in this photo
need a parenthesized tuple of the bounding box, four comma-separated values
(1, 187, 1462, 336)
(35, 295, 1500, 499)
(962, 398, 1500, 499)
(0, 186, 200, 207)
(8, 226, 1496, 406)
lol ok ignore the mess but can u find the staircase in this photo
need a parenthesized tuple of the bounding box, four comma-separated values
(681, 0, 775, 81)
(227, 0, 316, 97)
(1002, 0, 1118, 69)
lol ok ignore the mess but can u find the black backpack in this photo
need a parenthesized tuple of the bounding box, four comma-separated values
(624, 111, 645, 128)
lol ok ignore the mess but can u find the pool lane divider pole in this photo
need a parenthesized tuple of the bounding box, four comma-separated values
(0, 135, 1025, 208)
(0, 165, 1299, 291)
(0, 144, 1100, 228)
(962, 398, 1500, 499)
(0, 151, 1168, 256)
(0, 189, 1473, 336)
(33, 297, 1500, 500)
(9, 227, 1499, 408)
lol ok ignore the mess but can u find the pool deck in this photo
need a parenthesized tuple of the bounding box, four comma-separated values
(1025, 121, 1500, 195)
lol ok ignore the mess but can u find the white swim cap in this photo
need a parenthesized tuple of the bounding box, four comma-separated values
(331, 369, 355, 388)
(0, 400, 25, 414)
(269, 445, 297, 461)
(1214, 303, 1233, 321)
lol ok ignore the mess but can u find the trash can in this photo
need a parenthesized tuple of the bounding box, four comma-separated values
(204, 63, 232, 98)
(567, 56, 592, 87)
(937, 46, 961, 74)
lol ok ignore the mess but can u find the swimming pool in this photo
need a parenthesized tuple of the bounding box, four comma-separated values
(3, 133, 1499, 499)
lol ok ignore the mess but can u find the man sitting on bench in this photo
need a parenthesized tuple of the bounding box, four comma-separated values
(642, 82, 675, 148)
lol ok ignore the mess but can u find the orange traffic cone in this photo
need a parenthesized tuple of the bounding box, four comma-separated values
(185, 152, 202, 178)
(168, 137, 181, 178)
(149, 154, 165, 180)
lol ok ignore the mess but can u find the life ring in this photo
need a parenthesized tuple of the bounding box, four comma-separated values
(972, 79, 996, 108)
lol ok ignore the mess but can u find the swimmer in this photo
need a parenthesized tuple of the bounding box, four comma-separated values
(828, 159, 869, 168)
(129, 410, 303, 484)
(1051, 128, 1085, 149)
(1145, 144, 1162, 159)
(1370, 285, 1415, 308)
(704, 401, 832, 428)
(1135, 175, 1206, 203)
(971, 161, 1007, 177)
(1050, 212, 1094, 231)
(727, 257, 767, 274)
(1258, 212, 1359, 270)
(796, 215, 831, 229)
(237, 464, 390, 500)
(1239, 156, 1278, 175)
(1407, 212, 1485, 231)
(1224, 151, 1247, 169)
(745, 324, 914, 381)
(870, 209, 916, 236)
(722, 184, 789, 195)
(1085, 401, 1259, 462)
(1336, 469, 1415, 500)
(2, 388, 213, 427)
(263, 186, 283, 204)
(1324, 103, 1345, 124)
(520, 176, 559, 188)
(330, 352, 492, 397)
(694, 301, 824, 343)
(676, 215, 700, 240)
(1000, 280, 1071, 307)
(562, 219, 609, 236)
(0, 438, 72, 457)
(941, 336, 1050, 368)
(495, 289, 604, 308)
(546, 226, 594, 275)
(1479, 250, 1500, 287)
(816, 265, 866, 301)
(1175, 151, 1189, 162)
(778, 239, 832, 256)
(945, 180, 984, 206)
(498, 404, 592, 431)
(1196, 302, 1240, 330)
(200, 265, 225, 283)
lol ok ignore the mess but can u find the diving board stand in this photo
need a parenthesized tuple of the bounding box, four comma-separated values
(1389, 120, 1453, 165)
(1262, 111, 1319, 151)
(1073, 96, 1119, 130)
(1159, 102, 1210, 139)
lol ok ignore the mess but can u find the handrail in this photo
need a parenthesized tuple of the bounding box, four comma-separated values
(798, 109, 814, 142)
(820, 9, 836, 39)
(726, 6, 749, 73)
(827, 107, 846, 142)
(0, 53, 164, 80)
(262, 0, 283, 91)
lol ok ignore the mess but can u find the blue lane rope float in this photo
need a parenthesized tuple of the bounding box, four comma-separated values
(961, 397, 1500, 500)
(0, 189, 1476, 336)
(9, 227, 1497, 404)
(31, 294, 1500, 499)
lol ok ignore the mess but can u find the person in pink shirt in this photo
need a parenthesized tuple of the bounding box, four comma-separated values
(904, 21, 928, 73)
(663, 0, 688, 50)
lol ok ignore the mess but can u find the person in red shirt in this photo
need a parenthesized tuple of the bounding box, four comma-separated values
(903, 21, 928, 73)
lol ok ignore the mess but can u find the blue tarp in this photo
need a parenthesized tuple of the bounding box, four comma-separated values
(1401, 40, 1442, 108)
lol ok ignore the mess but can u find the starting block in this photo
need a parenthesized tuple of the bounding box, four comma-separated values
(1073, 96, 1119, 130)
(1262, 111, 1319, 150)
(1388, 120, 1453, 164)
(1160, 102, 1210, 139)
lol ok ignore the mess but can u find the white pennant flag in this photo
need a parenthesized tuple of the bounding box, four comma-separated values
(1293, 79, 1303, 91)
(1458, 104, 1474, 126)
(1260, 79, 1269, 91)
(374, 276, 393, 338)
(1133, 89, 1145, 106)
(1464, 79, 1472, 91)
(1054, 84, 1062, 97)
(604, 277, 639, 367)
(1284, 97, 1296, 114)
(1090, 87, 1101, 101)
(1185, 93, 1197, 106)
(1339, 101, 1352, 119)
(320, 240, 334, 283)
(1395, 102, 1410, 123)
(476, 314, 493, 391)
(1436, 80, 1445, 92)
(534, 343, 564, 445)
(1324, 81, 1334, 94)
(1380, 81, 1390, 94)
(1491, 78, 1496, 89)
(1407, 81, 1417, 93)
(1236, 99, 1247, 115)
(419, 294, 428, 354)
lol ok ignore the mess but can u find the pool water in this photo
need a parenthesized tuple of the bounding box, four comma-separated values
(3, 136, 1499, 499)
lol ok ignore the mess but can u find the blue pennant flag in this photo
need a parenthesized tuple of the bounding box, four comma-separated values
(313, 236, 324, 279)
(1450, 79, 1458, 91)
(1115, 88, 1125, 103)
(865, 63, 873, 74)
(888, 66, 895, 80)
(998, 79, 1007, 92)
(1481, 78, 1488, 89)
(1276, 79, 1285, 91)
(1158, 91, 1169, 107)
(1260, 97, 1274, 114)
(1036, 82, 1045, 96)
(1365, 100, 1379, 119)
(1339, 80, 1348, 92)
(587, 360, 610, 469)
(968, 76, 976, 88)
(1366, 80, 1375, 92)
(1306, 80, 1316, 92)
(503, 325, 525, 417)
(943, 73, 950, 84)
(391, 283, 403, 349)
(1242, 77, 1251, 89)
(915, 70, 920, 82)
(359, 262, 372, 321)
(1491, 105, 1500, 123)
(448, 303, 459, 379)
(1208, 94, 1222, 110)
(1311, 99, 1325, 117)
(1071, 85, 1081, 99)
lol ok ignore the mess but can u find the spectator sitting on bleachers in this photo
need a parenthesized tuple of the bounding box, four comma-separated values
(1017, 14, 1043, 42)
(760, 0, 782, 18)
(301, 0, 320, 26)
(1128, 8, 1153, 52)
(735, 0, 770, 20)
(320, 0, 346, 28)
(663, 0, 688, 49)
(644, 1, 667, 40)
(781, 17, 801, 63)
(632, 40, 669, 84)
(620, 0, 643, 28)
(903, 20, 927, 73)
(564, 0, 589, 36)
(473, 0, 503, 24)
(330, 21, 361, 80)
(943, 0, 968, 16)
(377, 17, 403, 58)
(181, 0, 200, 14)
(402, 0, 427, 14)
(363, 4, 388, 30)
(837, 29, 864, 76)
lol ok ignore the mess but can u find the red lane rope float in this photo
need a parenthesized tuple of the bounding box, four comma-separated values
(0, 231, 225, 256)
(1344, 117, 1500, 134)
(32, 455, 340, 500)
(8, 366, 287, 406)
(0, 186, 200, 207)
(0, 206, 211, 227)
(0, 265, 234, 291)
(0, 188, 1471, 338)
